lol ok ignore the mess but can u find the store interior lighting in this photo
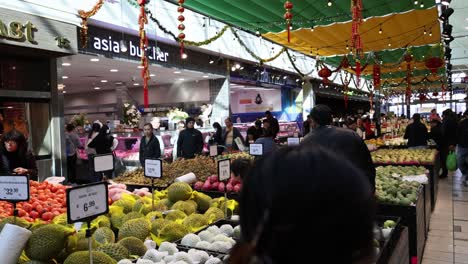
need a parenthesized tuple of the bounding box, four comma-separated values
(209, 57, 215, 64)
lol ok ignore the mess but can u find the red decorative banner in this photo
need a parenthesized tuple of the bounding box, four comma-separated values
(138, 0, 150, 108)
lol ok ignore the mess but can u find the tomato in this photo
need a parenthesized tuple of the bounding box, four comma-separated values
(29, 211, 39, 219)
(22, 204, 32, 212)
(41, 212, 53, 221)
(17, 209, 26, 217)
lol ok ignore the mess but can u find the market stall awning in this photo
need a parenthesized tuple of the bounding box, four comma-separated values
(263, 8, 440, 57)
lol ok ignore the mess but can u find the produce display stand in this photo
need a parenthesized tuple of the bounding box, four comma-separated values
(374, 153, 438, 212)
(374, 216, 402, 264)
(387, 227, 410, 264)
(175, 219, 239, 255)
(377, 186, 425, 264)
(423, 183, 431, 237)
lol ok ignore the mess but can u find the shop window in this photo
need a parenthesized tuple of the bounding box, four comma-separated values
(0, 101, 52, 158)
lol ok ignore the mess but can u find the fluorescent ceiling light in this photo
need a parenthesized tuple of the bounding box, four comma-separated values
(174, 71, 181, 74)
(137, 65, 144, 69)
(110, 69, 118, 72)
(203, 75, 209, 78)
(133, 83, 139, 86)
(90, 58, 99, 62)
(100, 80, 108, 83)
(62, 76, 68, 79)
(150, 74, 155, 77)
(94, 87, 101, 90)
(62, 62, 71, 66)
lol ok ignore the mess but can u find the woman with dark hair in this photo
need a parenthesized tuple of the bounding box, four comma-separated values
(87, 124, 118, 180)
(253, 120, 278, 155)
(211, 122, 223, 146)
(231, 158, 252, 180)
(0, 130, 38, 181)
(85, 122, 101, 179)
(230, 146, 375, 263)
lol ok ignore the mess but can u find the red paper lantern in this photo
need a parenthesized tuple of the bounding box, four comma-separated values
(137, 0, 147, 5)
(177, 6, 185, 13)
(318, 67, 332, 84)
(178, 0, 185, 3)
(283, 1, 293, 43)
(178, 15, 185, 22)
(178, 33, 186, 40)
(178, 24, 185, 30)
(284, 12, 293, 20)
(432, 92, 439, 97)
(425, 57, 444, 73)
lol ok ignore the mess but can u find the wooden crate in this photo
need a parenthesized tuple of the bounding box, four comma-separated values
(423, 184, 431, 237)
(387, 227, 410, 264)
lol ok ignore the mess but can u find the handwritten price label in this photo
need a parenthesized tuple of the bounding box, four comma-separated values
(67, 182, 108, 224)
(145, 159, 162, 178)
(218, 159, 231, 182)
(0, 176, 29, 202)
(249, 143, 263, 156)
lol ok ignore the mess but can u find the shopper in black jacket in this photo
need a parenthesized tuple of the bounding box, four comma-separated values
(139, 123, 161, 167)
(0, 130, 38, 181)
(429, 119, 444, 150)
(265, 111, 280, 138)
(404, 114, 428, 148)
(440, 109, 458, 178)
(302, 105, 376, 191)
(177, 117, 204, 159)
(457, 110, 468, 183)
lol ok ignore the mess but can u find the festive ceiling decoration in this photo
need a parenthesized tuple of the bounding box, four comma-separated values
(182, 0, 436, 33)
(78, 0, 105, 48)
(138, 0, 150, 108)
(176, 0, 186, 58)
(263, 7, 440, 57)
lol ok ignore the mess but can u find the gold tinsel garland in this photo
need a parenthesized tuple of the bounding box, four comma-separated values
(78, 0, 105, 48)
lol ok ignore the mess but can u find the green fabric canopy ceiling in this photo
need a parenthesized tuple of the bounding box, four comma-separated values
(182, 0, 436, 33)
(180, 0, 445, 85)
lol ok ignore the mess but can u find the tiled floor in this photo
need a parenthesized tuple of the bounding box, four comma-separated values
(422, 170, 468, 264)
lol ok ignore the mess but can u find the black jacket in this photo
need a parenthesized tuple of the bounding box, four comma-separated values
(139, 135, 161, 166)
(303, 120, 310, 136)
(442, 117, 458, 147)
(458, 118, 468, 148)
(429, 124, 444, 150)
(246, 126, 262, 143)
(222, 127, 245, 150)
(0, 150, 38, 181)
(267, 117, 280, 138)
(404, 121, 428, 147)
(302, 126, 376, 191)
(88, 134, 114, 154)
(177, 128, 204, 159)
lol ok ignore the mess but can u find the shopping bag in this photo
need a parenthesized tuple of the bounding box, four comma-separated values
(446, 151, 458, 171)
